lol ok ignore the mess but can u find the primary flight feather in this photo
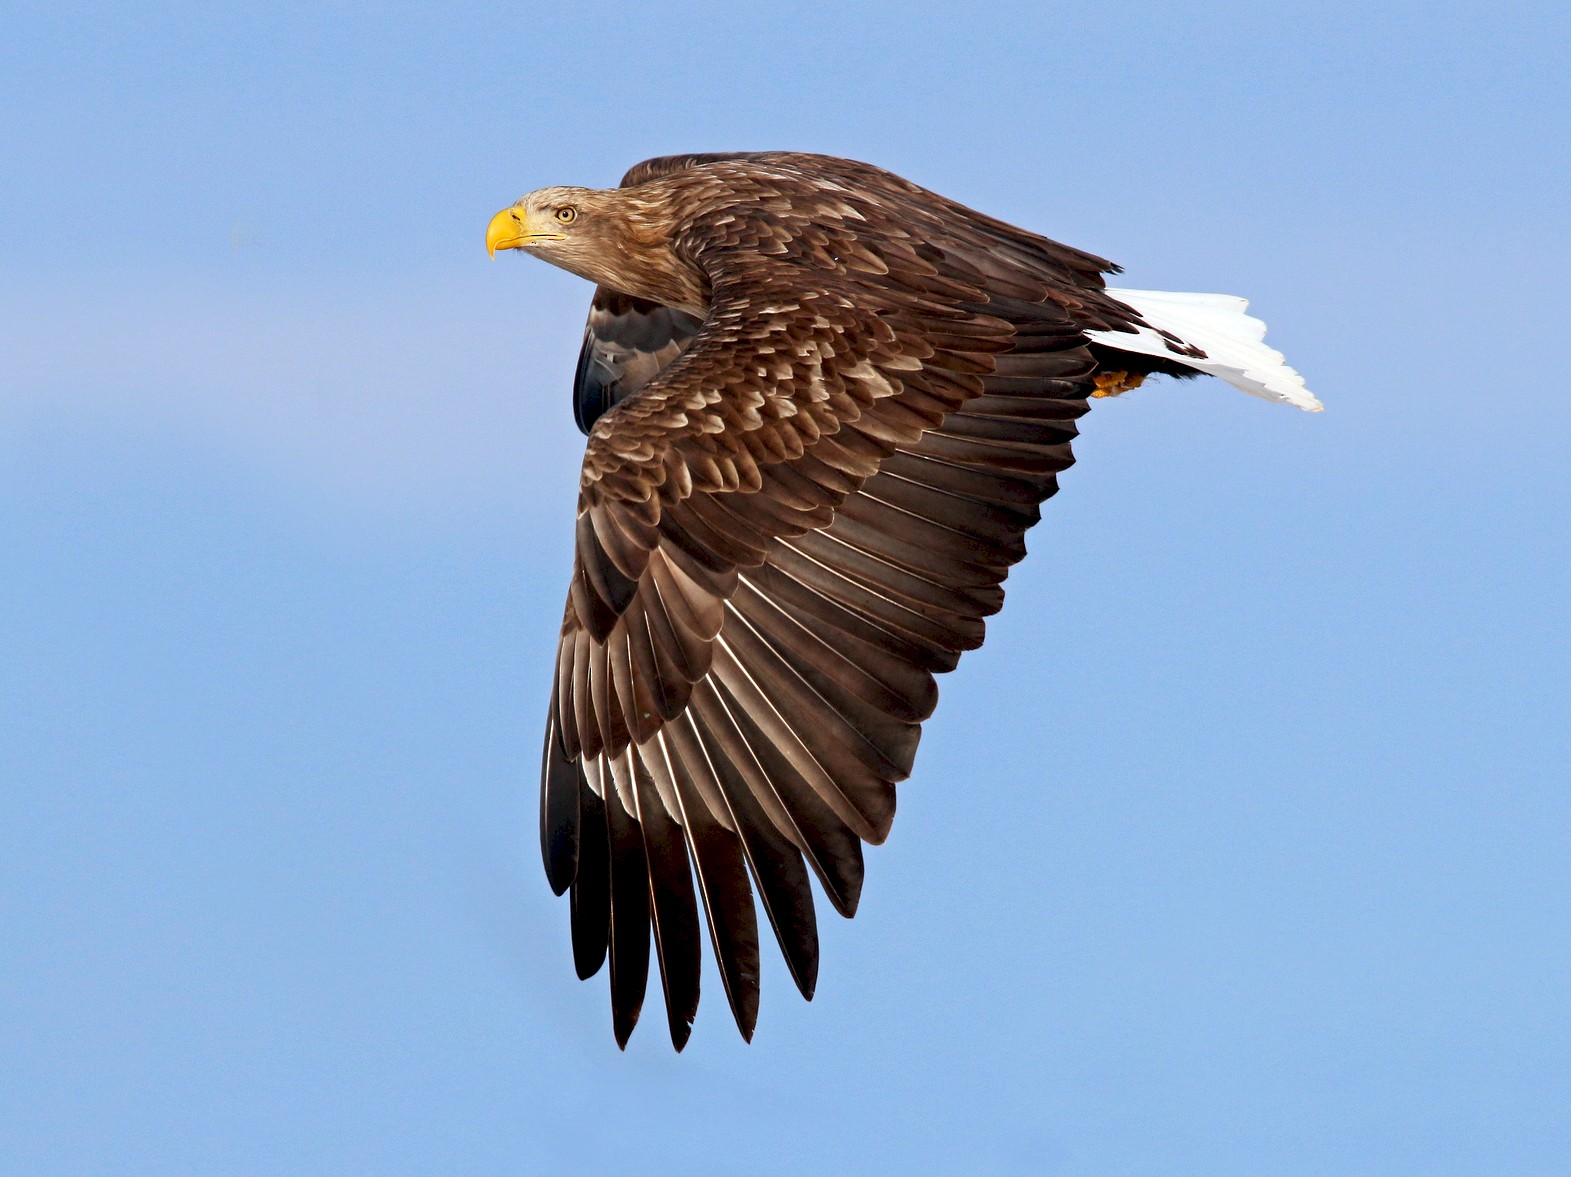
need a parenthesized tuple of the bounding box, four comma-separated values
(486, 152, 1318, 1051)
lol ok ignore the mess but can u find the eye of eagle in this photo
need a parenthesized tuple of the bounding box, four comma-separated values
(554, 207, 577, 224)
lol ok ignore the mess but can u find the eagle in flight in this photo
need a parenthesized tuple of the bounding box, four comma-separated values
(486, 152, 1318, 1050)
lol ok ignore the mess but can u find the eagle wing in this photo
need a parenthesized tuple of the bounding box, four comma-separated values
(572, 289, 702, 434)
(544, 164, 1140, 1049)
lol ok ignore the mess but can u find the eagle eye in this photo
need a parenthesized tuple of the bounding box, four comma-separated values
(554, 206, 577, 224)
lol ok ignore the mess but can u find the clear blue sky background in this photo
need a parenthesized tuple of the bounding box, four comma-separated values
(4, 2, 1568, 1173)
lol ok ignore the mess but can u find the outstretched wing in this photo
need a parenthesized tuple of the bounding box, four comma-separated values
(543, 163, 1134, 1049)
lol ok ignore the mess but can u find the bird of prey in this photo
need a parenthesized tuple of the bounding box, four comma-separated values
(486, 152, 1318, 1051)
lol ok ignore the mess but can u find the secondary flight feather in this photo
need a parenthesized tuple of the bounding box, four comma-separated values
(486, 151, 1318, 1050)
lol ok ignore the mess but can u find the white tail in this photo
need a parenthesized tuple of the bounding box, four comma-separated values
(1086, 287, 1322, 412)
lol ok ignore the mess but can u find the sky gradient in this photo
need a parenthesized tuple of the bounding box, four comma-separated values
(4, 3, 1569, 1173)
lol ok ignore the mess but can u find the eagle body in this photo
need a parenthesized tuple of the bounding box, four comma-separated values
(486, 152, 1317, 1050)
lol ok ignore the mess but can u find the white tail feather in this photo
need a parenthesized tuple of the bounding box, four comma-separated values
(1086, 287, 1322, 412)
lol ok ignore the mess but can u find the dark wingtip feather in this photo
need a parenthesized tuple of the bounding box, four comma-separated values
(672, 772, 763, 1044)
(571, 898, 609, 980)
(632, 748, 703, 1054)
(569, 776, 611, 982)
(725, 942, 762, 1044)
(613, 1014, 636, 1050)
(705, 743, 822, 1003)
(797, 917, 821, 991)
(670, 1018, 693, 1052)
(605, 780, 652, 1049)
(540, 713, 581, 896)
(832, 857, 865, 919)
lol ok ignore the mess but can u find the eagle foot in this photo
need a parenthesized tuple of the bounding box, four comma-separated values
(1091, 370, 1145, 398)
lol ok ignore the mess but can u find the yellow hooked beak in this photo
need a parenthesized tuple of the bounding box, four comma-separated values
(486, 206, 567, 256)
(486, 207, 528, 257)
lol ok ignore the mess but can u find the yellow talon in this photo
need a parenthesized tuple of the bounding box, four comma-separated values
(1092, 370, 1145, 399)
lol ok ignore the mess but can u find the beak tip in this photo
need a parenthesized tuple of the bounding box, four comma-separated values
(486, 206, 522, 260)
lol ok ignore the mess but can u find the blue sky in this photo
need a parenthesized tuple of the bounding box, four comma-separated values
(3, 2, 1569, 1173)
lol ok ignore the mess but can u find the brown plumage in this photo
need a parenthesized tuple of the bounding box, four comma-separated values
(487, 151, 1315, 1050)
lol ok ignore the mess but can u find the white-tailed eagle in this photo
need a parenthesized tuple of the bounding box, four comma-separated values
(486, 152, 1318, 1050)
